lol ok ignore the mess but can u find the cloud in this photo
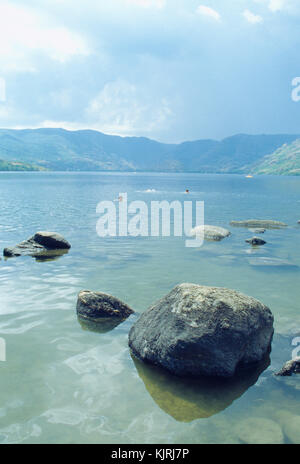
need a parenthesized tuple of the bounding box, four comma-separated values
(243, 9, 263, 24)
(196, 5, 221, 22)
(85, 79, 173, 136)
(0, 2, 89, 71)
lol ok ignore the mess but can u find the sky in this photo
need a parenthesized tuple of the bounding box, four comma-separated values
(0, 0, 300, 143)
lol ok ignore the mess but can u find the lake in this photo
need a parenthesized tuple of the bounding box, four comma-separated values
(0, 172, 299, 444)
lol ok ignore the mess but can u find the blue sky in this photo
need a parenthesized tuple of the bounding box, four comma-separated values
(0, 0, 300, 142)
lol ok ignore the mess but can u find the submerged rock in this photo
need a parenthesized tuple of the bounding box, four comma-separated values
(3, 231, 71, 258)
(235, 418, 284, 444)
(275, 357, 300, 377)
(275, 411, 300, 444)
(190, 225, 231, 242)
(246, 237, 267, 246)
(76, 290, 134, 322)
(230, 220, 287, 229)
(132, 353, 270, 422)
(249, 228, 266, 234)
(129, 283, 274, 378)
(248, 257, 297, 268)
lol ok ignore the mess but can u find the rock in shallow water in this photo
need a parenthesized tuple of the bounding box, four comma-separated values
(248, 257, 297, 268)
(129, 283, 274, 378)
(246, 237, 267, 246)
(77, 290, 134, 321)
(230, 219, 287, 229)
(275, 357, 300, 376)
(190, 225, 231, 242)
(3, 231, 71, 258)
(235, 418, 284, 444)
(249, 228, 266, 234)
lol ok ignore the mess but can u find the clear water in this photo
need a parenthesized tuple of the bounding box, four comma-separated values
(0, 172, 299, 444)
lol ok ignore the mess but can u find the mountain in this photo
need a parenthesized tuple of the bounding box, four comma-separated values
(0, 159, 45, 171)
(0, 128, 299, 173)
(252, 139, 300, 176)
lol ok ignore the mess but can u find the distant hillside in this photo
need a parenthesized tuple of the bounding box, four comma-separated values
(252, 139, 300, 176)
(0, 128, 299, 173)
(0, 159, 46, 171)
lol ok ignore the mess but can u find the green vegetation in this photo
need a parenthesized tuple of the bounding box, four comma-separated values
(0, 159, 46, 171)
(252, 139, 300, 176)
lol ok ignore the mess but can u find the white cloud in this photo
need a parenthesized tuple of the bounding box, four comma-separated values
(0, 2, 89, 71)
(86, 79, 173, 136)
(196, 5, 221, 22)
(243, 9, 263, 24)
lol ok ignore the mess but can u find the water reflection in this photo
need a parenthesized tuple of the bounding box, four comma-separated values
(3, 248, 70, 262)
(132, 354, 270, 422)
(33, 249, 70, 262)
(77, 315, 127, 334)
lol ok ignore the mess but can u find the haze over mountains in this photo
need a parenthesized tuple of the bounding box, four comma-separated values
(0, 128, 299, 175)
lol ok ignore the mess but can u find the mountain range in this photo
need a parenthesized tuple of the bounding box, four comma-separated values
(0, 128, 299, 174)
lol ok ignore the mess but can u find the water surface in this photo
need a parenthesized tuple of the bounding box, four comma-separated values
(0, 172, 299, 444)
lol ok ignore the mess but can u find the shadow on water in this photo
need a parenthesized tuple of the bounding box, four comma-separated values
(132, 353, 271, 422)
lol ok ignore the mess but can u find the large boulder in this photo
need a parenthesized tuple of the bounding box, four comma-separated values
(129, 283, 274, 378)
(77, 290, 134, 321)
(3, 231, 71, 258)
(190, 225, 231, 242)
(230, 220, 287, 229)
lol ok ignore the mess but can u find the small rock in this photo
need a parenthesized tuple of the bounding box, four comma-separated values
(3, 231, 71, 258)
(190, 225, 231, 242)
(230, 220, 287, 229)
(235, 418, 284, 444)
(275, 357, 300, 376)
(77, 290, 134, 321)
(129, 283, 274, 378)
(249, 228, 266, 234)
(246, 237, 267, 246)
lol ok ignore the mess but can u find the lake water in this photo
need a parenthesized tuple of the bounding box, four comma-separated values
(0, 172, 299, 444)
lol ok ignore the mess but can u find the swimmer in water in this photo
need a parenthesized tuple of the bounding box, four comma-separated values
(185, 189, 190, 194)
(113, 195, 123, 202)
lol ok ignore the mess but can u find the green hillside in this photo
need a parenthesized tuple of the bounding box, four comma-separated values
(252, 139, 300, 176)
(0, 128, 299, 173)
(0, 159, 46, 171)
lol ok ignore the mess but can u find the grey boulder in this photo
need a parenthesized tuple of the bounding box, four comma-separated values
(3, 231, 71, 258)
(275, 357, 300, 377)
(246, 237, 267, 246)
(33, 231, 71, 250)
(190, 225, 231, 242)
(230, 220, 287, 229)
(129, 283, 274, 378)
(77, 290, 134, 321)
